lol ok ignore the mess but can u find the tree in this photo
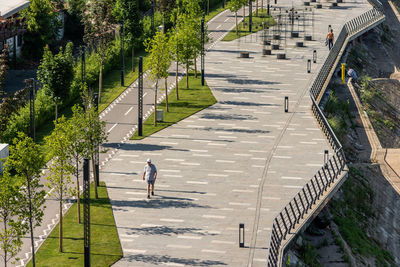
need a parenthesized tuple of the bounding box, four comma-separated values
(229, 0, 243, 35)
(0, 173, 25, 267)
(66, 105, 86, 223)
(83, 0, 114, 105)
(81, 98, 108, 200)
(112, 0, 143, 48)
(0, 45, 8, 99)
(21, 0, 61, 59)
(45, 116, 75, 253)
(3, 132, 46, 267)
(37, 43, 74, 121)
(144, 31, 172, 125)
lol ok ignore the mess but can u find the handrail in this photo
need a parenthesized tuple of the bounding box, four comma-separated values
(266, 2, 385, 266)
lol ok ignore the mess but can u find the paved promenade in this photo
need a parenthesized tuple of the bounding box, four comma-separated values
(103, 0, 371, 266)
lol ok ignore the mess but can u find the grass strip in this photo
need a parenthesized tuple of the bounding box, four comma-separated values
(222, 10, 275, 42)
(27, 182, 122, 267)
(131, 72, 217, 140)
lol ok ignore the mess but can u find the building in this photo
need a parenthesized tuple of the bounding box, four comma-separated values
(0, 143, 8, 174)
(0, 0, 29, 58)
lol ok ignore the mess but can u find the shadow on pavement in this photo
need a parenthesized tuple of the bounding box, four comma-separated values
(110, 198, 211, 211)
(124, 254, 228, 266)
(125, 226, 218, 236)
(200, 113, 257, 120)
(202, 127, 271, 134)
(212, 87, 279, 93)
(226, 78, 280, 85)
(220, 100, 280, 107)
(103, 143, 189, 153)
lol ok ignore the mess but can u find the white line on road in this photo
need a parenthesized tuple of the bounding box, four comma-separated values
(124, 107, 133, 116)
(108, 123, 118, 133)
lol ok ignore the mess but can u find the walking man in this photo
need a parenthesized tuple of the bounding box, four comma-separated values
(326, 29, 334, 50)
(142, 158, 157, 199)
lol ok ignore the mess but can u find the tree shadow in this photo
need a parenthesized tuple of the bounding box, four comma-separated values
(110, 198, 211, 211)
(212, 87, 279, 93)
(200, 113, 257, 120)
(220, 101, 280, 107)
(102, 143, 188, 153)
(123, 254, 228, 266)
(226, 78, 280, 85)
(124, 226, 219, 236)
(202, 127, 271, 134)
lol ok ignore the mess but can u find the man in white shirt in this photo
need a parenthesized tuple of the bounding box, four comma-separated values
(142, 158, 157, 199)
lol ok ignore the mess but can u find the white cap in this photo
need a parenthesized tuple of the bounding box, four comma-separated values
(146, 158, 151, 163)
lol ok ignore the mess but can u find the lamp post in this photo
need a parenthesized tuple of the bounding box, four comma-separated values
(81, 46, 86, 108)
(120, 19, 125, 86)
(83, 158, 90, 267)
(138, 56, 143, 136)
(93, 93, 99, 187)
(201, 19, 205, 86)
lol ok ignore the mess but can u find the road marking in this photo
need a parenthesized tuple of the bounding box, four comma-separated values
(234, 153, 253, 157)
(160, 169, 181, 172)
(229, 202, 251, 206)
(208, 143, 227, 146)
(233, 189, 253, 193)
(181, 162, 200, 166)
(300, 141, 318, 144)
(263, 196, 281, 200)
(272, 155, 292, 159)
(160, 141, 178, 145)
(120, 154, 139, 157)
(187, 181, 208, 184)
(216, 159, 235, 163)
(125, 249, 147, 253)
(208, 174, 228, 177)
(202, 215, 226, 219)
(126, 192, 143, 195)
(284, 185, 303, 189)
(165, 158, 185, 162)
(224, 18, 229, 22)
(251, 157, 266, 160)
(201, 249, 226, 254)
(107, 123, 118, 133)
(281, 176, 303, 180)
(192, 153, 213, 157)
(190, 149, 209, 152)
(163, 174, 183, 178)
(177, 235, 202, 240)
(211, 240, 235, 244)
(160, 218, 184, 223)
(166, 245, 192, 249)
(124, 107, 133, 116)
(224, 170, 243, 173)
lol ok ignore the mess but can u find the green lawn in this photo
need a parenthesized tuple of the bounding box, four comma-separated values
(131, 72, 217, 140)
(27, 182, 122, 267)
(222, 10, 275, 41)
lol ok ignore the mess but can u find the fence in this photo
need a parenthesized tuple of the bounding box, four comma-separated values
(266, 1, 385, 266)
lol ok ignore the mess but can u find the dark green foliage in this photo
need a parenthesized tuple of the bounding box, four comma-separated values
(21, 0, 61, 59)
(0, 46, 8, 97)
(331, 167, 395, 266)
(64, 0, 86, 45)
(112, 0, 143, 48)
(299, 241, 320, 267)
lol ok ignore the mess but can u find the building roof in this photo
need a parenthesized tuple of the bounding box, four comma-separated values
(0, 0, 29, 19)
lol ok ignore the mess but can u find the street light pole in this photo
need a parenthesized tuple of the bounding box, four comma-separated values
(81, 46, 86, 108)
(93, 93, 99, 187)
(201, 19, 205, 86)
(138, 56, 143, 136)
(83, 158, 90, 267)
(120, 19, 125, 86)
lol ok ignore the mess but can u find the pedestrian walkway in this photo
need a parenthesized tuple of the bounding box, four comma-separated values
(103, 0, 371, 266)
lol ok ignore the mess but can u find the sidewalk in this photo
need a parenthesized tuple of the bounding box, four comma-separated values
(102, 0, 371, 266)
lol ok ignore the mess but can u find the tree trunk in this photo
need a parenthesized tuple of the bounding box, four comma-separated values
(261, 0, 264, 13)
(132, 47, 135, 72)
(55, 102, 58, 123)
(59, 171, 63, 253)
(194, 58, 197, 78)
(76, 159, 80, 224)
(256, 0, 258, 17)
(91, 157, 98, 199)
(59, 200, 63, 252)
(243, 5, 246, 29)
(4, 220, 7, 267)
(165, 78, 169, 112)
(98, 61, 103, 105)
(186, 64, 189, 89)
(154, 82, 158, 126)
(176, 60, 179, 100)
(27, 178, 36, 266)
(235, 12, 238, 35)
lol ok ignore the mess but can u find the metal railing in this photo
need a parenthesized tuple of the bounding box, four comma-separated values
(266, 2, 385, 266)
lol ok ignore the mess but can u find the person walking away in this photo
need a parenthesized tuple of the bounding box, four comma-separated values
(142, 158, 157, 199)
(326, 29, 334, 50)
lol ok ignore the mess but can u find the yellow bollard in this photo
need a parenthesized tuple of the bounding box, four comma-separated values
(341, 63, 346, 84)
